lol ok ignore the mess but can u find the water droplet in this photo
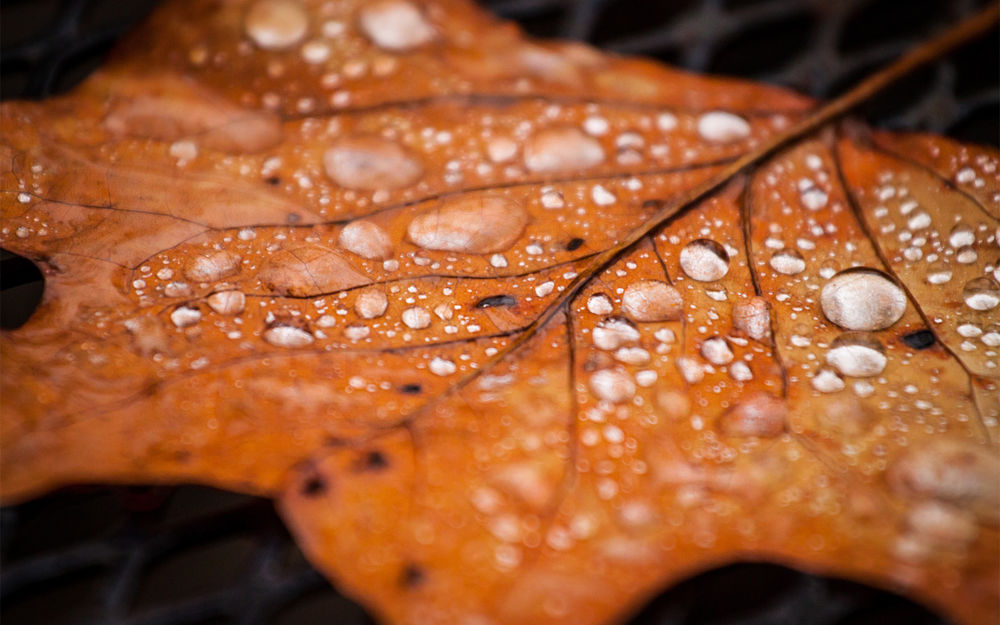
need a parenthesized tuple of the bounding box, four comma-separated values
(729, 361, 753, 381)
(962, 277, 1000, 311)
(429, 357, 456, 376)
(888, 439, 999, 523)
(486, 136, 518, 163)
(925, 261, 952, 285)
(184, 250, 241, 283)
(402, 306, 431, 329)
(826, 333, 887, 377)
(259, 246, 368, 296)
(768, 249, 806, 275)
(358, 0, 436, 52)
(524, 127, 604, 173)
(621, 280, 682, 322)
(700, 337, 733, 365)
(324, 136, 423, 191)
(339, 220, 393, 260)
(592, 317, 639, 351)
(355, 289, 389, 319)
(207, 290, 246, 315)
(800, 187, 828, 210)
(820, 268, 907, 331)
(811, 368, 845, 393)
(586, 293, 613, 315)
(344, 325, 370, 340)
(732, 297, 771, 341)
(245, 0, 308, 50)
(614, 346, 651, 365)
(407, 196, 527, 253)
(949, 223, 976, 248)
(679, 239, 729, 282)
(719, 394, 786, 437)
(955, 246, 978, 264)
(170, 306, 201, 328)
(696, 111, 750, 143)
(264, 322, 314, 348)
(676, 357, 705, 384)
(589, 369, 636, 403)
(591, 184, 616, 206)
(907, 211, 932, 230)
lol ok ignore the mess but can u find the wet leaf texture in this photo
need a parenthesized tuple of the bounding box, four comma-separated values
(1, 1, 997, 624)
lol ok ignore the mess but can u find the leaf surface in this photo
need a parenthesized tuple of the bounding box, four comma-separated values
(1, 1, 998, 624)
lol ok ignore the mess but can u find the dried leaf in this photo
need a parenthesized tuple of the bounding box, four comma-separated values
(2, 1, 998, 624)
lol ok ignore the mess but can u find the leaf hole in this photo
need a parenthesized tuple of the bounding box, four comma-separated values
(901, 329, 936, 350)
(1, 249, 45, 330)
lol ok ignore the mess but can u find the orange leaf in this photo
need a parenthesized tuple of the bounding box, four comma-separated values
(2, 1, 998, 624)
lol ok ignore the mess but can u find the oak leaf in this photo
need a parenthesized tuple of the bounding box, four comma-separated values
(2, 1, 999, 625)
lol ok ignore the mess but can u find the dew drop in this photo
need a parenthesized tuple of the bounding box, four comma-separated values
(592, 317, 640, 351)
(184, 250, 241, 283)
(800, 187, 828, 211)
(826, 333, 887, 377)
(696, 111, 750, 143)
(732, 297, 771, 341)
(768, 249, 806, 275)
(719, 393, 787, 438)
(524, 127, 604, 173)
(679, 239, 729, 282)
(402, 306, 431, 329)
(949, 223, 976, 248)
(587, 293, 613, 315)
(700, 337, 734, 365)
(621, 280, 682, 322)
(820, 268, 906, 331)
(324, 135, 423, 191)
(245, 0, 308, 50)
(355, 289, 389, 319)
(955, 246, 978, 264)
(339, 220, 393, 259)
(429, 357, 457, 376)
(811, 368, 845, 393)
(264, 323, 314, 348)
(207, 290, 246, 315)
(962, 277, 1000, 311)
(589, 369, 636, 403)
(358, 0, 436, 52)
(170, 306, 201, 328)
(925, 261, 952, 285)
(407, 196, 527, 253)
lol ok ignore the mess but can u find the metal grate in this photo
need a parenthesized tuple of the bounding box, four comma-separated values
(2, 0, 996, 624)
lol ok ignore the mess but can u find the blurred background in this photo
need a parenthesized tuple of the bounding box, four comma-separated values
(1, 0, 997, 624)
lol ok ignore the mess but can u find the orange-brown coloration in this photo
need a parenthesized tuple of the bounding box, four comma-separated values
(1, 2, 998, 625)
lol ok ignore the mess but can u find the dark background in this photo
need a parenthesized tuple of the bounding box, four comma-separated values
(1, 1, 997, 624)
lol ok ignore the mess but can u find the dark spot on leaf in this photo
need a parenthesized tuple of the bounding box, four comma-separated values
(566, 237, 585, 251)
(901, 330, 935, 350)
(301, 475, 327, 497)
(266, 176, 281, 185)
(399, 564, 426, 589)
(475, 294, 516, 308)
(287, 212, 301, 224)
(400, 383, 423, 394)
(359, 450, 388, 471)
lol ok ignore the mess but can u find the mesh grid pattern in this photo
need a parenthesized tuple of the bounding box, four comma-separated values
(1, 0, 996, 623)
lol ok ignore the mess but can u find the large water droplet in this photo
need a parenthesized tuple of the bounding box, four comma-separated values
(339, 220, 393, 260)
(621, 280, 681, 322)
(523, 127, 604, 173)
(207, 290, 246, 315)
(679, 239, 729, 282)
(407, 195, 528, 254)
(184, 250, 241, 283)
(264, 322, 314, 348)
(962, 277, 1000, 311)
(820, 268, 907, 331)
(324, 136, 423, 191)
(826, 333, 887, 377)
(925, 261, 952, 285)
(949, 223, 976, 248)
(355, 289, 389, 319)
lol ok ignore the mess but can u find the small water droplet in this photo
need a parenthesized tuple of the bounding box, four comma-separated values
(700, 337, 734, 365)
(170, 306, 201, 328)
(949, 223, 976, 248)
(324, 136, 423, 191)
(524, 127, 604, 173)
(925, 261, 953, 285)
(339, 220, 393, 260)
(245, 0, 308, 50)
(589, 369, 636, 403)
(621, 280, 682, 322)
(402, 306, 431, 329)
(429, 357, 456, 376)
(768, 249, 806, 275)
(207, 290, 246, 315)
(355, 289, 389, 319)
